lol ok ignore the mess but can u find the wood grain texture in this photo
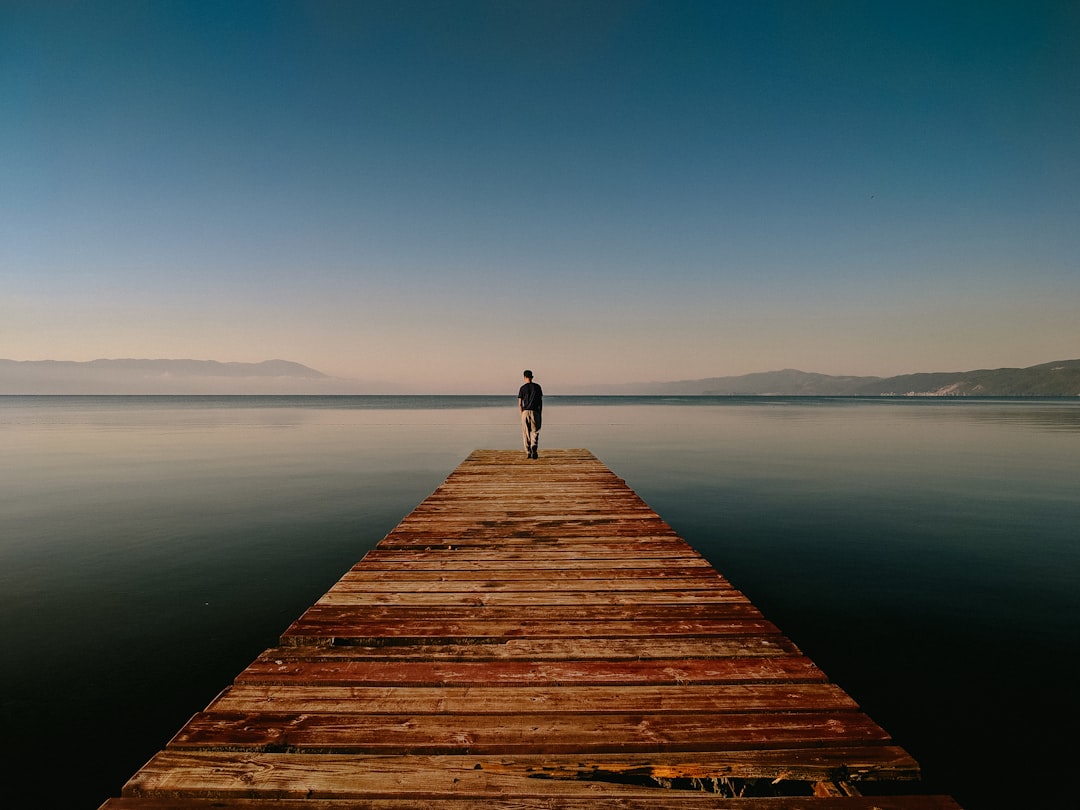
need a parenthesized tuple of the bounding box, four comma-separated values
(103, 798, 963, 810)
(100, 449, 958, 808)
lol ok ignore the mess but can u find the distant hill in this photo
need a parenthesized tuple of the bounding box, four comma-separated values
(5, 357, 1080, 396)
(0, 358, 378, 394)
(574, 359, 1080, 397)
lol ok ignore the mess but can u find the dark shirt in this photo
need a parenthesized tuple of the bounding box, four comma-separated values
(518, 381, 543, 411)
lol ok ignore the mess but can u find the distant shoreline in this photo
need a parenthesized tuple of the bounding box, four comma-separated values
(3, 357, 1079, 397)
(4, 393, 1078, 402)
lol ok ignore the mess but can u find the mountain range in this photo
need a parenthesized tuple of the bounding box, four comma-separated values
(577, 359, 1080, 397)
(0, 358, 366, 394)
(2, 358, 1079, 396)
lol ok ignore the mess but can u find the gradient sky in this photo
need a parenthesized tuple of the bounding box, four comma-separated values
(3, 1, 1078, 392)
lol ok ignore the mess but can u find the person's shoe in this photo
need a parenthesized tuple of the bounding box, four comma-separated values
(530, 447, 538, 459)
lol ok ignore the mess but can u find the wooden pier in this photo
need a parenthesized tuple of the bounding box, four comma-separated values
(101, 449, 959, 808)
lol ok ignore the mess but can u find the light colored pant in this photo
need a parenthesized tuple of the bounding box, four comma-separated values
(521, 410, 540, 451)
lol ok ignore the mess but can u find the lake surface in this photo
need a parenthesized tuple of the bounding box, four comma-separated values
(2, 395, 1078, 808)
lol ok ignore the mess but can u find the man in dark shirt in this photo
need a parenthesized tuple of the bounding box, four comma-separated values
(517, 369, 543, 459)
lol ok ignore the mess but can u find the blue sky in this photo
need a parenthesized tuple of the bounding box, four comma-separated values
(3, 1, 1078, 392)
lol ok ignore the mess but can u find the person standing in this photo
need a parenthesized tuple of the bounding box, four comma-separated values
(517, 369, 543, 459)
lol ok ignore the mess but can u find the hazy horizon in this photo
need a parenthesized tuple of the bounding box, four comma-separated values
(2, 354, 1078, 396)
(4, 2, 1078, 392)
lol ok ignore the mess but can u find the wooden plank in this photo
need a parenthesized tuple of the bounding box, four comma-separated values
(374, 537, 691, 549)
(328, 574, 730, 590)
(209, 683, 860, 715)
(120, 750, 928, 798)
(104, 798, 965, 809)
(169, 710, 890, 753)
(285, 603, 767, 622)
(355, 549, 711, 566)
(340, 565, 721, 579)
(312, 590, 752, 606)
(280, 617, 784, 645)
(257, 636, 800, 661)
(234, 657, 826, 687)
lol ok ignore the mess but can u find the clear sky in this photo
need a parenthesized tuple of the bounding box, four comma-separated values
(3, 1, 1078, 393)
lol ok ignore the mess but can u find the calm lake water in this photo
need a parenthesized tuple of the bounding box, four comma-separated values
(2, 395, 1078, 808)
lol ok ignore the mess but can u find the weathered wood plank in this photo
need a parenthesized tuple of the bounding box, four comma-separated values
(209, 683, 859, 715)
(326, 575, 731, 591)
(312, 590, 752, 606)
(286, 603, 767, 622)
(120, 750, 927, 799)
(340, 565, 721, 579)
(375, 541, 688, 549)
(280, 617, 783, 646)
(355, 549, 711, 565)
(257, 636, 799, 662)
(103, 798, 964, 809)
(235, 656, 827, 687)
(170, 710, 890, 753)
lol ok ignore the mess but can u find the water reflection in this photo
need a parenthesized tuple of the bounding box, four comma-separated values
(1, 395, 1078, 808)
